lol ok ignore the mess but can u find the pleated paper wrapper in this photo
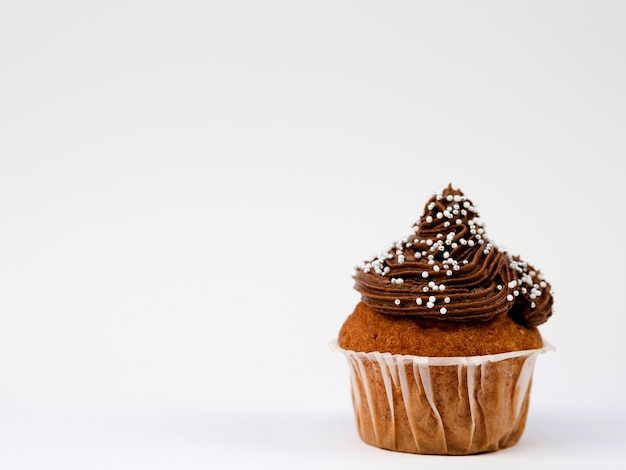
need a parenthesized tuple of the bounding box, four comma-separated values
(335, 342, 551, 455)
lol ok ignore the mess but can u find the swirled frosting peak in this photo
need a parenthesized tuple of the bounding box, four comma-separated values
(353, 184, 553, 326)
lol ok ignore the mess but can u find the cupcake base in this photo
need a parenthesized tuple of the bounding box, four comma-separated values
(336, 344, 550, 455)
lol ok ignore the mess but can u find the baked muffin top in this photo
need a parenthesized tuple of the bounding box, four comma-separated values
(338, 302, 543, 356)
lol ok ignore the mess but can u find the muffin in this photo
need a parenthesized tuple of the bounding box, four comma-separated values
(337, 184, 554, 455)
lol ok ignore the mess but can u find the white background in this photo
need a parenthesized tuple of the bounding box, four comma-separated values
(1, 1, 625, 468)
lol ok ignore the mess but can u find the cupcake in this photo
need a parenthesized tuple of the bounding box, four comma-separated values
(337, 184, 554, 455)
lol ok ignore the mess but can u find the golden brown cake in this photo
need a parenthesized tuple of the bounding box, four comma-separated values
(337, 184, 554, 455)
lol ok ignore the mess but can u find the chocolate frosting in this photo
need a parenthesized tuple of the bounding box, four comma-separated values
(353, 184, 553, 326)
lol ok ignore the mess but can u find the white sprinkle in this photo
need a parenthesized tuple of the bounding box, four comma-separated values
(397, 278, 404, 284)
(414, 252, 421, 259)
(433, 265, 440, 272)
(497, 285, 502, 290)
(446, 270, 453, 276)
(454, 195, 462, 202)
(423, 286, 429, 292)
(531, 302, 536, 308)
(443, 252, 450, 259)
(394, 299, 401, 305)
(506, 294, 514, 301)
(439, 284, 445, 291)
(426, 301, 434, 308)
(422, 271, 429, 278)
(440, 307, 447, 314)
(444, 297, 450, 303)
(416, 298, 423, 305)
(426, 216, 433, 223)
(468, 240, 475, 247)
(508, 280, 517, 288)
(456, 219, 462, 225)
(446, 194, 453, 201)
(426, 239, 433, 246)
(428, 281, 436, 288)
(436, 212, 443, 219)
(429, 295, 436, 303)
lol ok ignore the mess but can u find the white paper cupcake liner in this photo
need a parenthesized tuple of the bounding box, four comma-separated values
(332, 340, 553, 455)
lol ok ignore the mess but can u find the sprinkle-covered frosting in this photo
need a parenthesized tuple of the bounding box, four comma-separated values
(353, 184, 553, 326)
